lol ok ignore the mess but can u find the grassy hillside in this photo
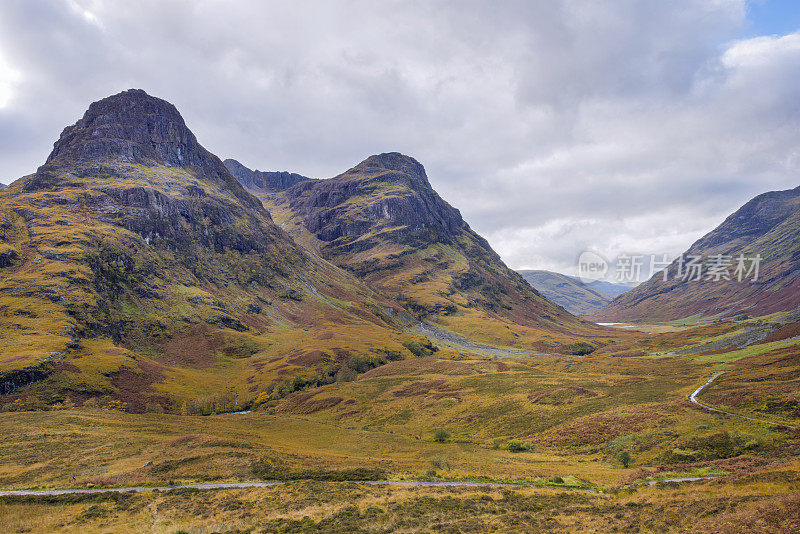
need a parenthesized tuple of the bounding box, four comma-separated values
(2, 315, 799, 531)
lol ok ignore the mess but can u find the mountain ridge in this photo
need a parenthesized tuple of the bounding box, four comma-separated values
(0, 89, 425, 412)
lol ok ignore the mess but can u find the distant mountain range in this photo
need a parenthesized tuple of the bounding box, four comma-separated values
(518, 270, 634, 316)
(595, 184, 800, 322)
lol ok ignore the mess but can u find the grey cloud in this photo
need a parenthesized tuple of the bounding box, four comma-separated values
(0, 0, 797, 275)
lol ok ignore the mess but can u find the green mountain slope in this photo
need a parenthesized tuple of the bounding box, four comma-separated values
(594, 185, 800, 322)
(518, 270, 611, 316)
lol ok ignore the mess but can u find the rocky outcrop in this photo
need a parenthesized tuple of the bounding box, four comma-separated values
(44, 89, 261, 210)
(224, 159, 310, 192)
(283, 152, 464, 253)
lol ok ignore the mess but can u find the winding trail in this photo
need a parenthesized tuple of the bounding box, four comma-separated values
(689, 372, 798, 430)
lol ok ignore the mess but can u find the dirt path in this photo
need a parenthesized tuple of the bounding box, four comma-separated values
(689, 372, 798, 430)
(0, 482, 283, 497)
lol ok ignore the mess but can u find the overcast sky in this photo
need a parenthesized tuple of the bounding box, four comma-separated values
(1, 1, 799, 277)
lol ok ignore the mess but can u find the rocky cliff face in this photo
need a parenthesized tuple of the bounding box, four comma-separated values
(283, 153, 464, 251)
(46, 89, 259, 209)
(594, 185, 800, 321)
(224, 159, 310, 192)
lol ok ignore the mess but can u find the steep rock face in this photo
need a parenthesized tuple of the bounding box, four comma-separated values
(594, 185, 800, 321)
(45, 89, 260, 210)
(47, 89, 202, 166)
(285, 153, 464, 251)
(224, 159, 309, 192)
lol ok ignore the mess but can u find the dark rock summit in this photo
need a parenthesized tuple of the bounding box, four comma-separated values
(283, 152, 464, 252)
(44, 89, 259, 209)
(47, 89, 205, 168)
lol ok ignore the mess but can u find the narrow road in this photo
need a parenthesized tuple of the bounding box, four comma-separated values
(0, 480, 547, 497)
(689, 372, 798, 430)
(0, 482, 282, 497)
(0, 475, 730, 498)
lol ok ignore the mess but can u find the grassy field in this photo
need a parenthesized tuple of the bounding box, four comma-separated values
(0, 466, 798, 532)
(1, 318, 799, 531)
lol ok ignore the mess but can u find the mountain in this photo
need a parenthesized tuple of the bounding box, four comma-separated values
(0, 89, 614, 413)
(233, 155, 612, 349)
(223, 158, 310, 192)
(586, 279, 636, 298)
(518, 270, 611, 316)
(0, 89, 421, 411)
(594, 185, 800, 322)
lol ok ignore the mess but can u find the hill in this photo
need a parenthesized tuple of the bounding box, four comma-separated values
(594, 184, 800, 322)
(230, 155, 614, 350)
(518, 270, 611, 316)
(0, 90, 614, 412)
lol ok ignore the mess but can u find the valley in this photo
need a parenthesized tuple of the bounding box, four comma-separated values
(0, 90, 798, 532)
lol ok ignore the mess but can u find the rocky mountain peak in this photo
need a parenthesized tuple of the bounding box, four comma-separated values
(347, 152, 430, 186)
(46, 89, 207, 168)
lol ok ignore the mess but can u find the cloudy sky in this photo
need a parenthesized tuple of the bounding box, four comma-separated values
(1, 1, 799, 278)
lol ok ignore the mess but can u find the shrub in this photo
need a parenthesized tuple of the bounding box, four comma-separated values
(617, 450, 632, 468)
(433, 429, 450, 443)
(145, 403, 164, 414)
(507, 439, 531, 452)
(403, 339, 438, 357)
(566, 342, 596, 356)
(430, 455, 450, 471)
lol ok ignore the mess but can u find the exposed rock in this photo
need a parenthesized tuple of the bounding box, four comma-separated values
(44, 89, 262, 211)
(284, 152, 464, 253)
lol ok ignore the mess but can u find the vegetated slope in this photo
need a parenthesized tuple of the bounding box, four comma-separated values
(594, 185, 800, 322)
(0, 89, 428, 412)
(518, 270, 611, 316)
(232, 154, 615, 350)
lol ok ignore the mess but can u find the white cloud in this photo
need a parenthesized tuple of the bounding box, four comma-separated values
(0, 50, 20, 108)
